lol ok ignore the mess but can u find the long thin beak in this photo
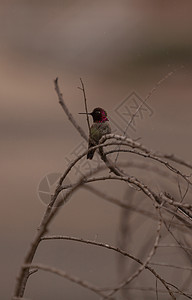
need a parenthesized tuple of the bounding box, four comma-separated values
(78, 112, 91, 115)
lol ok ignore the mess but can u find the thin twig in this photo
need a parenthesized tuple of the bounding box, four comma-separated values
(105, 216, 162, 298)
(23, 263, 114, 300)
(115, 68, 181, 164)
(158, 244, 192, 251)
(149, 262, 192, 271)
(157, 152, 192, 171)
(79, 78, 91, 134)
(159, 207, 192, 257)
(83, 185, 191, 232)
(40, 235, 176, 299)
(100, 134, 192, 187)
(125, 69, 180, 134)
(54, 77, 88, 141)
(168, 179, 190, 229)
(156, 278, 159, 300)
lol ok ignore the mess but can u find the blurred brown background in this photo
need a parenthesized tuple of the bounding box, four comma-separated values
(1, 1, 192, 299)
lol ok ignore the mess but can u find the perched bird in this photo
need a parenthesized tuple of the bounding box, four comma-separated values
(79, 107, 111, 159)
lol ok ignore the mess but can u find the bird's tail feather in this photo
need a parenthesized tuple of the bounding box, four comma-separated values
(87, 142, 95, 160)
(87, 149, 95, 160)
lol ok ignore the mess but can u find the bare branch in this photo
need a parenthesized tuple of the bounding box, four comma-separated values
(157, 153, 192, 170)
(149, 262, 192, 271)
(105, 218, 162, 298)
(125, 69, 181, 135)
(13, 76, 192, 300)
(79, 78, 91, 133)
(23, 263, 114, 300)
(40, 235, 176, 299)
(114, 68, 182, 163)
(54, 77, 88, 141)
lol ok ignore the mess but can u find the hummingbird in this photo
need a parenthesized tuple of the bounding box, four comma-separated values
(79, 107, 111, 159)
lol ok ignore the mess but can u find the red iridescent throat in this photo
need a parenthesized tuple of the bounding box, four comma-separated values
(97, 110, 109, 123)
(97, 116, 109, 123)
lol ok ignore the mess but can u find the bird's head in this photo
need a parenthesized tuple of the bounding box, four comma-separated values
(79, 107, 109, 122)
